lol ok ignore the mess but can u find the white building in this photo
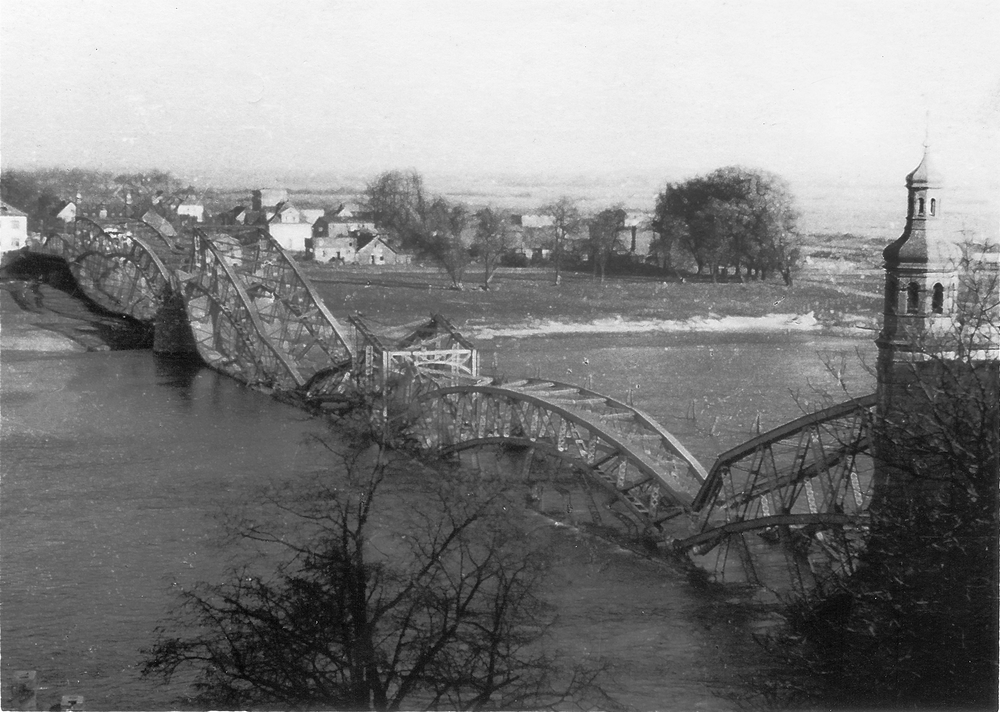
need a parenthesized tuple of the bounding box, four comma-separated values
(0, 201, 29, 254)
(268, 222, 312, 252)
(54, 200, 77, 223)
(177, 202, 205, 222)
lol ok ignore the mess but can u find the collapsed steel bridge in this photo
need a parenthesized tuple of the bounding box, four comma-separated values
(33, 217, 879, 588)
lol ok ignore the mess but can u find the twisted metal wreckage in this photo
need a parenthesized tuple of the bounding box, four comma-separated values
(36, 216, 878, 590)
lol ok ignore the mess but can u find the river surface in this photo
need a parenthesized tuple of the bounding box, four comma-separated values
(1, 309, 876, 710)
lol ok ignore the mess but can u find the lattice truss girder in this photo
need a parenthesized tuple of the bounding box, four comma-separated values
(501, 379, 707, 495)
(409, 384, 708, 536)
(43, 220, 174, 321)
(180, 233, 304, 390)
(200, 229, 354, 378)
(677, 395, 877, 567)
(705, 411, 871, 521)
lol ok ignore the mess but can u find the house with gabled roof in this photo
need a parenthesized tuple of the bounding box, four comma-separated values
(310, 231, 408, 265)
(356, 234, 405, 265)
(271, 201, 302, 224)
(53, 199, 77, 223)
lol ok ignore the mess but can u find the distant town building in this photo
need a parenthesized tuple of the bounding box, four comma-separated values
(311, 235, 357, 263)
(53, 200, 77, 223)
(312, 209, 377, 239)
(0, 201, 29, 253)
(176, 202, 205, 223)
(270, 202, 302, 224)
(269, 221, 312, 252)
(310, 232, 407, 265)
(78, 202, 130, 220)
(356, 235, 403, 265)
(511, 213, 555, 229)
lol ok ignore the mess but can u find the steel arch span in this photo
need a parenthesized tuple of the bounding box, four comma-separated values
(404, 379, 708, 537)
(177, 231, 305, 390)
(677, 393, 878, 586)
(196, 227, 354, 387)
(41, 218, 175, 322)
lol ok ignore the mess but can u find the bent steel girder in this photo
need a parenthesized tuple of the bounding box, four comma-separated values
(195, 227, 353, 385)
(96, 215, 180, 254)
(501, 379, 709, 490)
(676, 394, 878, 584)
(407, 382, 708, 536)
(42, 219, 174, 321)
(178, 232, 304, 390)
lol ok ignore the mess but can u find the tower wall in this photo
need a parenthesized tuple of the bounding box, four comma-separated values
(873, 149, 1000, 502)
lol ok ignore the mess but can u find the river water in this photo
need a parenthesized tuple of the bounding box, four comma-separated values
(1, 302, 877, 710)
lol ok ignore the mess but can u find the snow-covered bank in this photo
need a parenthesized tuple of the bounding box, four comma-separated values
(471, 312, 822, 340)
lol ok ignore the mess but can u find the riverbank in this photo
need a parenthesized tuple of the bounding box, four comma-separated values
(0, 284, 93, 353)
(0, 264, 153, 353)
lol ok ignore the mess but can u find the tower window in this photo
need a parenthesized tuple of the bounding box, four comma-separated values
(929, 198, 936, 216)
(886, 276, 898, 314)
(918, 197, 925, 215)
(906, 282, 920, 314)
(932, 283, 944, 313)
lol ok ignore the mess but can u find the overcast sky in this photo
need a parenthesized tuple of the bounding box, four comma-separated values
(2, 0, 998, 188)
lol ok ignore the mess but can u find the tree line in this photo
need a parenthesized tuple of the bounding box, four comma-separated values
(365, 167, 802, 288)
(652, 165, 801, 284)
(1, 165, 804, 287)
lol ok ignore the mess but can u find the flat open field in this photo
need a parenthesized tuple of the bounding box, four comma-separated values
(304, 244, 884, 340)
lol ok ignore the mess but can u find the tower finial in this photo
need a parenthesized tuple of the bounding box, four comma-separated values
(923, 110, 930, 148)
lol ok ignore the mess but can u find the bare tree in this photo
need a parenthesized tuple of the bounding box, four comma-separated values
(365, 170, 428, 248)
(473, 206, 512, 290)
(541, 197, 582, 285)
(587, 206, 626, 282)
(142, 445, 616, 710)
(422, 197, 471, 289)
(748, 247, 999, 710)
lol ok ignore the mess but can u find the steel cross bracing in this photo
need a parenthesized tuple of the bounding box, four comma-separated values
(406, 379, 709, 537)
(195, 227, 354, 387)
(176, 231, 305, 389)
(677, 394, 877, 584)
(41, 218, 175, 321)
(351, 313, 482, 397)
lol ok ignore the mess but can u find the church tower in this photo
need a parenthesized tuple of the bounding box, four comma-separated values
(875, 147, 961, 414)
(874, 147, 999, 498)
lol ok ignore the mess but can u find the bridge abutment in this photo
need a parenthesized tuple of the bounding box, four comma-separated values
(152, 287, 199, 355)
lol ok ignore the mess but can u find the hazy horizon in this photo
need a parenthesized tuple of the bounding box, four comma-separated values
(3, 2, 998, 187)
(2, 0, 997, 242)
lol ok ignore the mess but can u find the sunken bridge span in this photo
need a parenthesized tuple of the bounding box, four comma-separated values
(32, 217, 878, 588)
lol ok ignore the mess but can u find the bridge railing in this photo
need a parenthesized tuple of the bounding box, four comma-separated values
(350, 313, 480, 396)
